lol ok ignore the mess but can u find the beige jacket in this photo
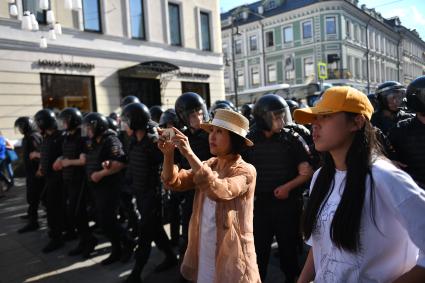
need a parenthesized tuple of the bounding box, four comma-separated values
(162, 154, 261, 283)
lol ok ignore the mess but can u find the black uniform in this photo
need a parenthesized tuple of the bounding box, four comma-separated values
(128, 133, 176, 272)
(22, 131, 44, 223)
(62, 129, 93, 244)
(40, 130, 65, 241)
(244, 126, 310, 282)
(371, 109, 413, 135)
(285, 123, 320, 169)
(85, 130, 129, 259)
(118, 130, 138, 236)
(388, 117, 425, 188)
(178, 128, 211, 254)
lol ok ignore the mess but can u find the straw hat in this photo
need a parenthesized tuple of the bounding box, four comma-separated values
(200, 109, 253, 146)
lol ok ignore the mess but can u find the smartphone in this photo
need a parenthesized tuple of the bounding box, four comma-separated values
(162, 128, 175, 141)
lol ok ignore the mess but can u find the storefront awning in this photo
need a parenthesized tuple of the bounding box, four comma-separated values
(118, 61, 180, 77)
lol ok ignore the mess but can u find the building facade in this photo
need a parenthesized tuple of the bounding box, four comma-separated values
(221, 0, 425, 104)
(0, 0, 224, 139)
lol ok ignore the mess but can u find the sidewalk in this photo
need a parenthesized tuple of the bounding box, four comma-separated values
(0, 179, 287, 283)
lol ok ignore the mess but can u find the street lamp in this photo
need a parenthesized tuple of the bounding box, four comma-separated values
(231, 19, 242, 108)
(230, 9, 266, 109)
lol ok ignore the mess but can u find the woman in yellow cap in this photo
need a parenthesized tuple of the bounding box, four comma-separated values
(295, 86, 425, 283)
(159, 109, 261, 283)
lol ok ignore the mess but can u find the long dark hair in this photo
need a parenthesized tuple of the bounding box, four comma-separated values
(302, 112, 381, 253)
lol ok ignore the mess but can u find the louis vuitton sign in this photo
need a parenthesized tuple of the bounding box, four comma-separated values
(36, 60, 95, 70)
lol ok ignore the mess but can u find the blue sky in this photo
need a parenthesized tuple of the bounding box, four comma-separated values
(220, 0, 425, 39)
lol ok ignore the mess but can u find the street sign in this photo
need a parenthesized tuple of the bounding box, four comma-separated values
(318, 62, 328, 80)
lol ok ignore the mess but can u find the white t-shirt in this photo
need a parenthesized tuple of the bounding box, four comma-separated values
(197, 196, 217, 283)
(307, 158, 425, 283)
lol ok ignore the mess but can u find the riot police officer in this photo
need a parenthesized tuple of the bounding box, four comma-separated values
(122, 103, 177, 283)
(371, 81, 413, 135)
(159, 108, 181, 246)
(285, 99, 300, 118)
(118, 97, 140, 237)
(244, 94, 313, 282)
(159, 108, 179, 129)
(120, 95, 141, 109)
(174, 92, 211, 267)
(150, 105, 164, 124)
(34, 109, 65, 253)
(55, 108, 98, 257)
(15, 117, 44, 233)
(241, 103, 254, 126)
(388, 75, 425, 189)
(209, 100, 237, 118)
(83, 112, 133, 265)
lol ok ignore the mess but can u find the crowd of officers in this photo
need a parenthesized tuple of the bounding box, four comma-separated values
(13, 74, 425, 283)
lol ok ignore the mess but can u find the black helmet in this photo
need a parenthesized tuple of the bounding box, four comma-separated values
(106, 116, 119, 132)
(58, 107, 83, 130)
(367, 93, 379, 113)
(406, 75, 425, 113)
(241, 103, 253, 120)
(285, 100, 299, 112)
(175, 92, 209, 128)
(159, 108, 178, 127)
(34, 109, 57, 132)
(121, 102, 151, 131)
(108, 112, 119, 121)
(149, 105, 164, 123)
(253, 94, 292, 131)
(14, 117, 37, 135)
(375, 81, 406, 110)
(120, 95, 141, 108)
(82, 112, 109, 138)
(209, 100, 236, 118)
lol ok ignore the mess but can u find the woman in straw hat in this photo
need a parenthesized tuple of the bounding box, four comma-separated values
(159, 109, 261, 283)
(295, 86, 425, 283)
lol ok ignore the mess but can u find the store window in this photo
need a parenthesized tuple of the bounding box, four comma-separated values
(40, 74, 96, 113)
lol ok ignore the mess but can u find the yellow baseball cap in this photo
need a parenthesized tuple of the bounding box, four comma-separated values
(294, 86, 374, 124)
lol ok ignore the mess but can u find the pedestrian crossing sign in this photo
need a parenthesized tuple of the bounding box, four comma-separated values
(318, 62, 328, 80)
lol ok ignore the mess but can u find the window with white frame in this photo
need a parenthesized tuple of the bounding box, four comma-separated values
(249, 35, 258, 51)
(267, 64, 277, 83)
(130, 0, 145, 39)
(222, 43, 228, 57)
(355, 58, 360, 79)
(83, 0, 102, 32)
(224, 71, 230, 89)
(283, 26, 293, 43)
(23, 0, 49, 24)
(381, 62, 385, 81)
(302, 21, 312, 39)
(362, 59, 367, 80)
(325, 16, 336, 35)
(346, 20, 351, 38)
(200, 11, 211, 51)
(354, 25, 359, 41)
(375, 33, 379, 51)
(235, 39, 242, 55)
(304, 57, 314, 78)
(168, 2, 182, 46)
(265, 31, 274, 47)
(251, 67, 260, 85)
(237, 70, 244, 88)
(347, 55, 352, 76)
(376, 61, 380, 82)
(285, 69, 295, 80)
